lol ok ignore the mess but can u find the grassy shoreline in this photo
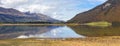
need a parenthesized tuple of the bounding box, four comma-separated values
(0, 36, 120, 46)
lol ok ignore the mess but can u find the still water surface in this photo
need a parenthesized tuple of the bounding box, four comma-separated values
(0, 25, 120, 39)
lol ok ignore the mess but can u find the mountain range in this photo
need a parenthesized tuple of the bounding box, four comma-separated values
(0, 7, 60, 23)
(68, 0, 120, 23)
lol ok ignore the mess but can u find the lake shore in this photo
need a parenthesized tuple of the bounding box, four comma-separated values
(0, 36, 120, 46)
(0, 23, 80, 26)
(0, 21, 112, 26)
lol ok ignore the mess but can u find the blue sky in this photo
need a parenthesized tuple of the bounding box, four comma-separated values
(0, 0, 107, 21)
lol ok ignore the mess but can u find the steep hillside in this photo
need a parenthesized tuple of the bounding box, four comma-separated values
(68, 0, 120, 23)
(0, 7, 25, 16)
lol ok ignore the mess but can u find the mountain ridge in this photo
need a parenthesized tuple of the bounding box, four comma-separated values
(0, 7, 60, 23)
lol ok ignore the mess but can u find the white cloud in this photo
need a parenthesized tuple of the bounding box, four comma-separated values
(17, 4, 53, 13)
(0, 0, 28, 7)
(0, 0, 107, 21)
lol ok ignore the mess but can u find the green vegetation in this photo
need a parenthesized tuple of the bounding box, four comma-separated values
(83, 21, 112, 27)
(0, 23, 2, 25)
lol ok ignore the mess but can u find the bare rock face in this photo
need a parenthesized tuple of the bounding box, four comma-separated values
(68, 0, 120, 23)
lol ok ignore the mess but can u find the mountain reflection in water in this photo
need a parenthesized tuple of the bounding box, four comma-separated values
(69, 25, 120, 37)
(0, 25, 120, 39)
(0, 25, 84, 39)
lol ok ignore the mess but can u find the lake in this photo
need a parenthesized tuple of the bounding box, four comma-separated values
(0, 25, 120, 39)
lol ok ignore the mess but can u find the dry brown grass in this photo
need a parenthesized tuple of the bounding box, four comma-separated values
(0, 36, 120, 46)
